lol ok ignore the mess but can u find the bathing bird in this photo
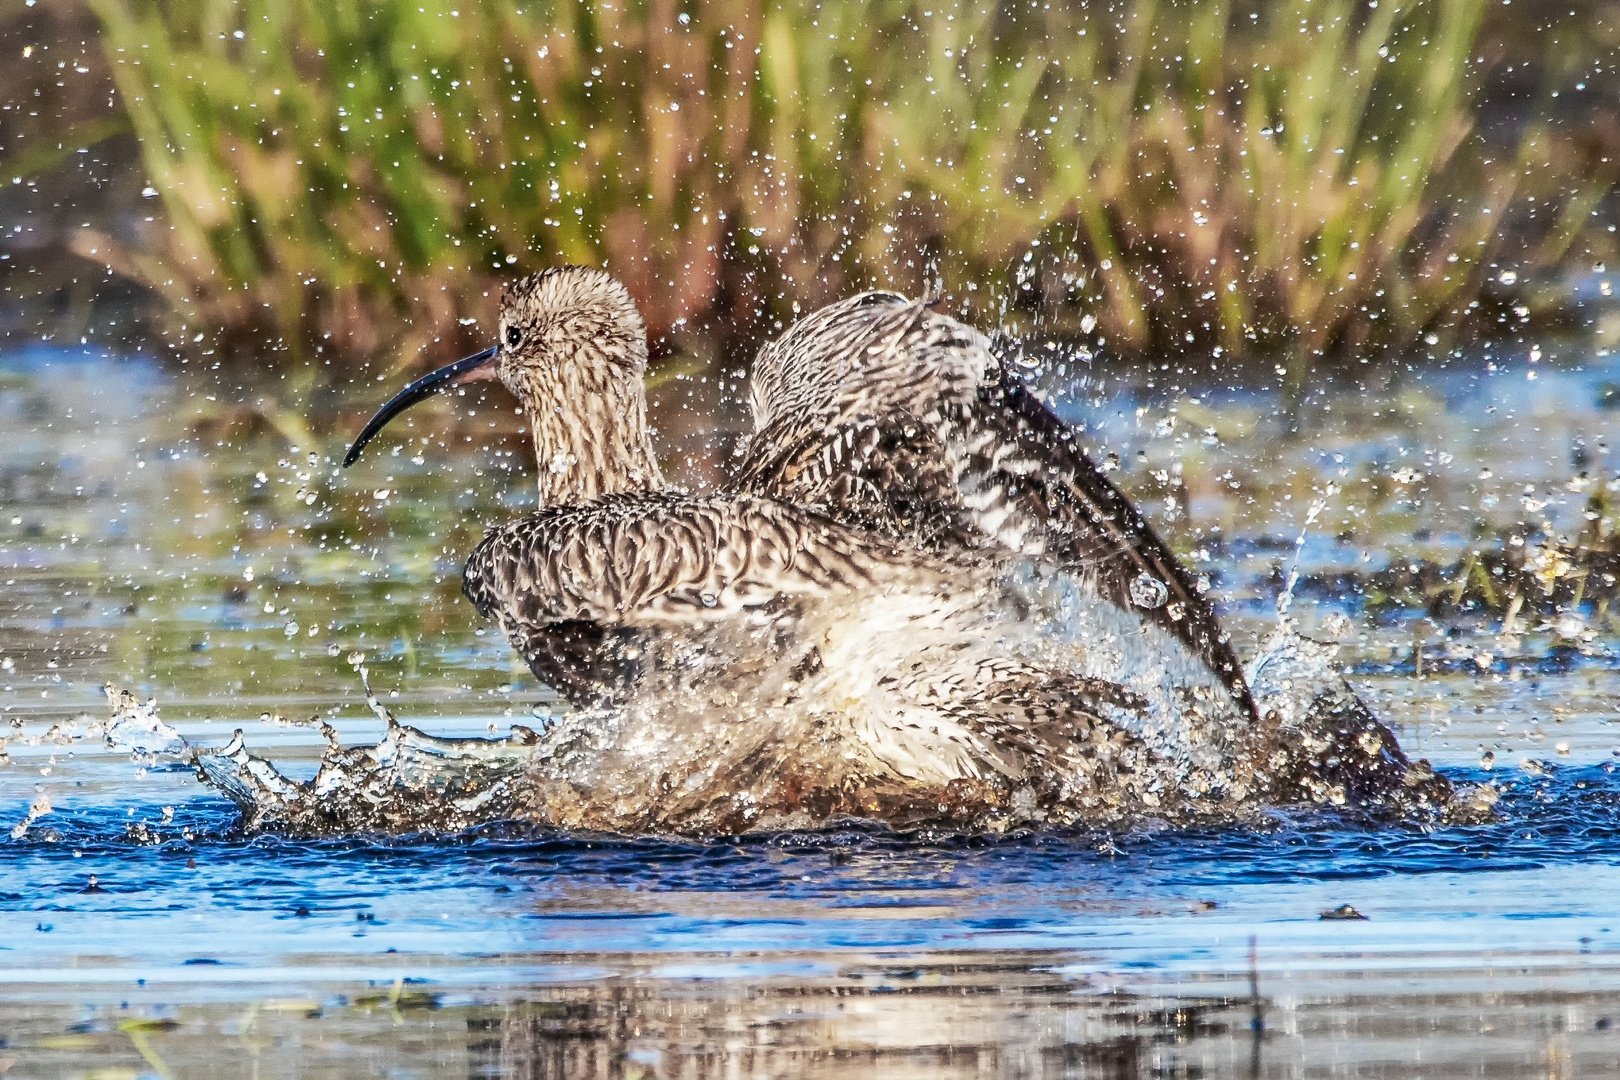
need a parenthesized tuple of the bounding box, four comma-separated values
(738, 290, 1257, 722)
(342, 266, 1167, 829)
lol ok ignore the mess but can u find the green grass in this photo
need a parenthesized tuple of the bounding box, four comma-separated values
(86, 0, 1615, 374)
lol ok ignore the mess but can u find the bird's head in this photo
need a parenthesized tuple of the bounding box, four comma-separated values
(343, 265, 650, 469)
(493, 265, 649, 413)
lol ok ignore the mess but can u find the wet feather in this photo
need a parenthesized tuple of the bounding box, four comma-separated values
(740, 290, 1257, 721)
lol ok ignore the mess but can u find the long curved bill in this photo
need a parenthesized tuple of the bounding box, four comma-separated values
(342, 346, 499, 466)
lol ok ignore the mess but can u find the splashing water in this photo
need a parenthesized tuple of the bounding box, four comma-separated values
(1274, 485, 1338, 623)
(138, 610, 1465, 838)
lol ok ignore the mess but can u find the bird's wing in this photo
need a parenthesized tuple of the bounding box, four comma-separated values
(742, 291, 1256, 721)
(957, 373, 1255, 720)
(461, 491, 942, 628)
(491, 618, 645, 709)
(741, 292, 989, 551)
(750, 291, 987, 432)
(736, 406, 977, 552)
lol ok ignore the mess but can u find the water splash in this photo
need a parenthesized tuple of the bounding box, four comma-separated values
(103, 688, 186, 758)
(1275, 484, 1337, 623)
(140, 626, 1472, 839)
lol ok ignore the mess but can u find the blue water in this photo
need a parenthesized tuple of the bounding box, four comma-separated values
(6, 754, 1620, 992)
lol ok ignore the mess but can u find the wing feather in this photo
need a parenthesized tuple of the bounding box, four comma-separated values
(463, 491, 938, 629)
(742, 292, 1258, 722)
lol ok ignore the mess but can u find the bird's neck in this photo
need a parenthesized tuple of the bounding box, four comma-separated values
(519, 373, 665, 506)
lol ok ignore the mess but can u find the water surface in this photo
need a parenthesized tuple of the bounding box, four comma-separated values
(4, 340, 1620, 1076)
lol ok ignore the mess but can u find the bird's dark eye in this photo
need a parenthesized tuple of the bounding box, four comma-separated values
(506, 326, 523, 348)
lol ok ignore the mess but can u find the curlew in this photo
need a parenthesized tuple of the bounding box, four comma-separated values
(342, 266, 1165, 826)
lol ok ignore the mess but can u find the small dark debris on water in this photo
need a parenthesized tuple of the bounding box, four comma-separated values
(1597, 1017, 1613, 1030)
(294, 905, 312, 918)
(1194, 900, 1218, 912)
(1320, 904, 1369, 921)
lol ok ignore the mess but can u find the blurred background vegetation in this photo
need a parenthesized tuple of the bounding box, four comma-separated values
(0, 0, 1616, 383)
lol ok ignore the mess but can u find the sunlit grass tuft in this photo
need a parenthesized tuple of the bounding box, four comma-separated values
(87, 0, 1615, 375)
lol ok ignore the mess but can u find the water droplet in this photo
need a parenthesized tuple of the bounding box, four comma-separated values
(1129, 574, 1169, 610)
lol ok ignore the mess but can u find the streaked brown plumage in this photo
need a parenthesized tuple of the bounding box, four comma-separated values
(461, 488, 950, 706)
(344, 266, 1167, 820)
(331, 265, 1457, 833)
(738, 290, 1258, 722)
(453, 267, 961, 709)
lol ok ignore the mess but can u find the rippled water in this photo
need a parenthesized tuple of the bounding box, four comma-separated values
(4, 338, 1620, 1076)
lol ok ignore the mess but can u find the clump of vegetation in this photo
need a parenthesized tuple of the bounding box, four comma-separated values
(1333, 478, 1619, 636)
(83, 0, 1616, 370)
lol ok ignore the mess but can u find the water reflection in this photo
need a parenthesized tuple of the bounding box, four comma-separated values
(6, 957, 1620, 1078)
